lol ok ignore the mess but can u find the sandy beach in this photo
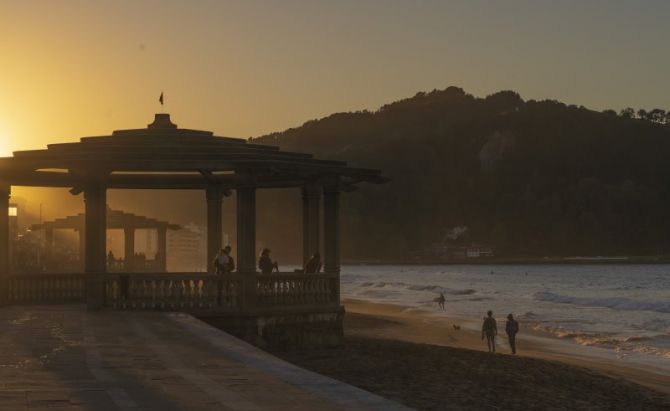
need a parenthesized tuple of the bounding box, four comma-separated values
(273, 299, 670, 410)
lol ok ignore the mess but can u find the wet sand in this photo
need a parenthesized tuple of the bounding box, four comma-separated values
(272, 299, 670, 410)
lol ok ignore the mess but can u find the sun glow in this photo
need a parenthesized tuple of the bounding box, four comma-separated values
(0, 138, 11, 157)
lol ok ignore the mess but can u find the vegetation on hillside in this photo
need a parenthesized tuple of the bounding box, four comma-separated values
(254, 87, 670, 259)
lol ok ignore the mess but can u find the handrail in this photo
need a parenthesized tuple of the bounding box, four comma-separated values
(9, 272, 86, 303)
(6, 271, 339, 310)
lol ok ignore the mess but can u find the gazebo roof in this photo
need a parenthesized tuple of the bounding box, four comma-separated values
(30, 208, 181, 231)
(0, 114, 387, 190)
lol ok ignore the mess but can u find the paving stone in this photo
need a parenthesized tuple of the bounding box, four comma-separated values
(0, 306, 410, 411)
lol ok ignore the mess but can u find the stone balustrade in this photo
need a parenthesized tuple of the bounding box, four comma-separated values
(9, 273, 86, 303)
(256, 273, 338, 307)
(7, 272, 339, 311)
(103, 273, 242, 311)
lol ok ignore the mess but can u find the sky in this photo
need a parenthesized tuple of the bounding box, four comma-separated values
(1, 0, 670, 157)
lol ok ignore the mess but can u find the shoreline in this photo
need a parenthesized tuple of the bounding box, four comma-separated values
(342, 258, 670, 265)
(343, 298, 670, 395)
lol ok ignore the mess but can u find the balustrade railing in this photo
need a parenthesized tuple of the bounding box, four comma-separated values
(256, 273, 337, 307)
(103, 273, 245, 311)
(5, 271, 339, 311)
(9, 273, 86, 303)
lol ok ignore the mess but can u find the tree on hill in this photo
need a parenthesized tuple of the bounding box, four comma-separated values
(254, 87, 670, 260)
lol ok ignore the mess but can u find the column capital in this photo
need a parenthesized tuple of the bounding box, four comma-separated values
(235, 170, 258, 189)
(83, 184, 107, 201)
(301, 183, 322, 199)
(206, 185, 225, 202)
(322, 176, 341, 194)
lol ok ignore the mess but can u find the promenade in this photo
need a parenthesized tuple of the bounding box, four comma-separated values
(0, 306, 411, 411)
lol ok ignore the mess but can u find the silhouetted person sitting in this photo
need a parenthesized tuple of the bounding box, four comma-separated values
(481, 310, 497, 353)
(304, 253, 322, 274)
(506, 313, 519, 354)
(107, 250, 115, 268)
(258, 248, 279, 274)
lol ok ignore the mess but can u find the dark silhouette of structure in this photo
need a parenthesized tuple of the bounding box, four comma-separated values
(30, 208, 180, 272)
(0, 113, 386, 347)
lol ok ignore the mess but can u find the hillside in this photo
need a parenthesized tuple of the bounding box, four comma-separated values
(253, 87, 670, 259)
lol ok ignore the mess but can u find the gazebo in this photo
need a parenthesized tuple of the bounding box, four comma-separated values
(0, 114, 385, 346)
(30, 208, 181, 272)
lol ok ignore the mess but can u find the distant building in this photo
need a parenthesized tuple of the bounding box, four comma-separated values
(408, 243, 494, 260)
(464, 245, 494, 258)
(167, 223, 228, 272)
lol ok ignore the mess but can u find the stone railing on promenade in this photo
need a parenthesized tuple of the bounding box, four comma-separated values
(103, 273, 242, 311)
(255, 272, 338, 308)
(102, 272, 338, 312)
(9, 273, 86, 303)
(6, 272, 339, 312)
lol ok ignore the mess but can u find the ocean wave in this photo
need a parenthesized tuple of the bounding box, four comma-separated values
(533, 291, 670, 314)
(640, 319, 670, 333)
(357, 281, 475, 296)
(466, 297, 492, 302)
(530, 324, 670, 358)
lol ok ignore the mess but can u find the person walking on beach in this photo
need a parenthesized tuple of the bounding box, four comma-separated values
(506, 313, 519, 354)
(435, 292, 445, 310)
(482, 310, 497, 353)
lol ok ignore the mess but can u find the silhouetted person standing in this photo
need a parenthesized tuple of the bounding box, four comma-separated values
(482, 310, 497, 353)
(506, 313, 519, 354)
(214, 246, 235, 305)
(213, 246, 235, 274)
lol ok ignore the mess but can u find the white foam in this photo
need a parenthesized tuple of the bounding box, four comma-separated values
(533, 291, 670, 314)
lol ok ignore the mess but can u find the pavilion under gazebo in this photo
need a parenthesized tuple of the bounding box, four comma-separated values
(0, 113, 386, 346)
(30, 208, 181, 272)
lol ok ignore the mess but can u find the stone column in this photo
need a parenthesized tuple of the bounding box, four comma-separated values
(77, 229, 85, 271)
(0, 184, 10, 305)
(206, 186, 224, 272)
(236, 185, 257, 272)
(237, 182, 257, 308)
(157, 227, 167, 272)
(124, 228, 135, 272)
(84, 185, 107, 309)
(44, 227, 54, 270)
(302, 184, 321, 267)
(324, 182, 341, 303)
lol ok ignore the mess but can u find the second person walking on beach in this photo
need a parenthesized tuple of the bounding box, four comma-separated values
(506, 313, 519, 354)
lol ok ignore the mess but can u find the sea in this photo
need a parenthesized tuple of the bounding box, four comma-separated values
(340, 264, 670, 372)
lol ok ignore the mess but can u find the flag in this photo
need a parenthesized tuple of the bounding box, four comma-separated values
(159, 92, 164, 106)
